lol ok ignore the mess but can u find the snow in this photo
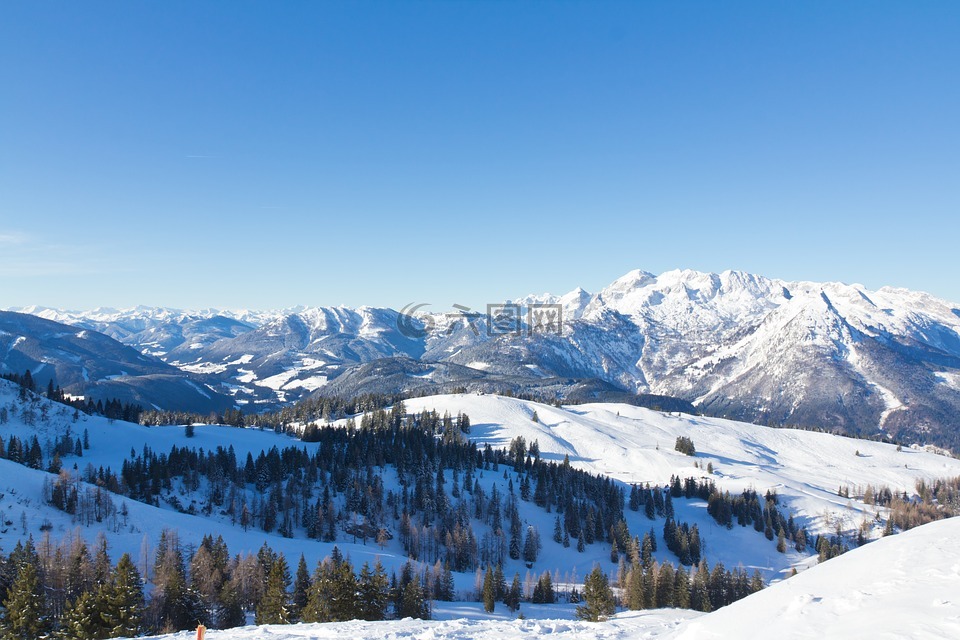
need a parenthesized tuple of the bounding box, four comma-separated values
(134, 609, 699, 640)
(669, 516, 960, 640)
(935, 371, 960, 390)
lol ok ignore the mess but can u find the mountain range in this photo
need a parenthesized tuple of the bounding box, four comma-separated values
(6, 268, 960, 447)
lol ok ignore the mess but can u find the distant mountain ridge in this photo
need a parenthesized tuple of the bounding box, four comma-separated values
(8, 268, 960, 447)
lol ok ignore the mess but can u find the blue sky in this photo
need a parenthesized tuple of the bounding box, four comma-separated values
(1, 1, 958, 311)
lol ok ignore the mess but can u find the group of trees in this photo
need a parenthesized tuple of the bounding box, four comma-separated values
(0, 533, 143, 639)
(576, 539, 767, 622)
(15, 373, 958, 630)
(674, 436, 696, 456)
(0, 530, 437, 638)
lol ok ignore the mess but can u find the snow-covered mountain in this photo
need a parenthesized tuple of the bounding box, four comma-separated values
(9, 268, 960, 447)
(0, 311, 235, 413)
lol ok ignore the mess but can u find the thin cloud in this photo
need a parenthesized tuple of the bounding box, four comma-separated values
(0, 231, 29, 245)
(0, 233, 117, 278)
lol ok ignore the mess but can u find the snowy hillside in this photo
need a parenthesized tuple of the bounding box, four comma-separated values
(400, 394, 960, 544)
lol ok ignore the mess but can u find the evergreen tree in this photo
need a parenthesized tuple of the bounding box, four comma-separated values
(656, 562, 675, 608)
(302, 561, 333, 623)
(481, 566, 496, 613)
(104, 553, 145, 637)
(1, 562, 47, 639)
(398, 578, 430, 619)
(291, 555, 311, 622)
(576, 565, 616, 622)
(531, 571, 555, 604)
(505, 574, 522, 612)
(357, 561, 390, 621)
(625, 568, 645, 610)
(60, 586, 111, 640)
(493, 564, 507, 601)
(216, 582, 246, 630)
(255, 554, 291, 624)
(328, 554, 357, 622)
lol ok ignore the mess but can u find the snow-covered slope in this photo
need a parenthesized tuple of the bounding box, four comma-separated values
(401, 394, 960, 543)
(669, 515, 960, 640)
(0, 311, 234, 413)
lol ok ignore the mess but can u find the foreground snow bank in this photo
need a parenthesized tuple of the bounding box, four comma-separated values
(669, 516, 960, 639)
(136, 609, 700, 640)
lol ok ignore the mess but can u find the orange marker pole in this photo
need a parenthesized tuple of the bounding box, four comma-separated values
(196, 623, 206, 640)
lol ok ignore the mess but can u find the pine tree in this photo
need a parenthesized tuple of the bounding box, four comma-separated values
(493, 564, 507, 601)
(523, 526, 541, 565)
(505, 573, 522, 612)
(576, 565, 616, 622)
(357, 561, 390, 621)
(481, 566, 496, 613)
(1, 562, 47, 639)
(216, 582, 246, 629)
(302, 561, 333, 623)
(656, 562, 675, 608)
(104, 553, 145, 637)
(256, 554, 291, 624)
(291, 555, 311, 622)
(328, 554, 357, 622)
(532, 571, 555, 604)
(60, 585, 111, 640)
(625, 568, 645, 610)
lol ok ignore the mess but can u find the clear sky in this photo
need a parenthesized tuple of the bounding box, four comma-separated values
(1, 1, 958, 311)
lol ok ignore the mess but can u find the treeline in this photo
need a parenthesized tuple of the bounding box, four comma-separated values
(838, 476, 960, 537)
(0, 529, 438, 638)
(137, 393, 405, 429)
(2, 369, 142, 423)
